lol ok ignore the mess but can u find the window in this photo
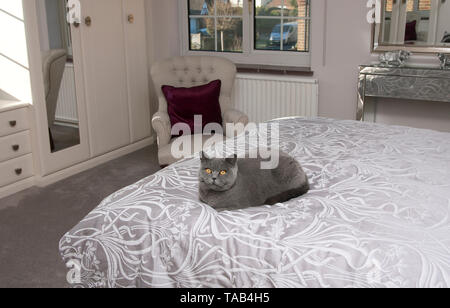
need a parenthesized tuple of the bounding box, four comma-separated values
(182, 0, 312, 67)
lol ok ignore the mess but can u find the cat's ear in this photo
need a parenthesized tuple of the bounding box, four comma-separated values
(200, 151, 210, 162)
(226, 154, 238, 165)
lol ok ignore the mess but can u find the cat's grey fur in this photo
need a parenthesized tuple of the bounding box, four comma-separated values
(199, 151, 309, 211)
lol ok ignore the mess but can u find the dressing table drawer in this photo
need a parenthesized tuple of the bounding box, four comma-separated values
(0, 131, 32, 163)
(0, 108, 30, 137)
(0, 154, 34, 188)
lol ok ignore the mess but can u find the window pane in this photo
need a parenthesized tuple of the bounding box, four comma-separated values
(284, 0, 310, 18)
(255, 18, 309, 52)
(419, 0, 431, 10)
(189, 18, 216, 51)
(189, 0, 214, 16)
(216, 0, 243, 16)
(255, 0, 281, 17)
(217, 18, 243, 52)
(282, 18, 309, 51)
(385, 0, 393, 12)
(407, 0, 414, 12)
(255, 18, 282, 50)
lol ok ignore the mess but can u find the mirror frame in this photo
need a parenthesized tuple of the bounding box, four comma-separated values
(371, 0, 450, 54)
(23, 0, 91, 177)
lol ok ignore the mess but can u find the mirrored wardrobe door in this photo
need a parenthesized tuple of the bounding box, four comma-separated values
(38, 0, 81, 153)
(435, 0, 450, 46)
(28, 0, 90, 176)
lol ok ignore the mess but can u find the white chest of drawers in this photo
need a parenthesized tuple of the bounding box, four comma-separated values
(0, 100, 34, 200)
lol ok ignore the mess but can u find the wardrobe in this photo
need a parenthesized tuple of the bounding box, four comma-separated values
(79, 0, 151, 157)
(0, 0, 153, 198)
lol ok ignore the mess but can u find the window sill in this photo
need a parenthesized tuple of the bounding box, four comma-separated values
(236, 64, 314, 76)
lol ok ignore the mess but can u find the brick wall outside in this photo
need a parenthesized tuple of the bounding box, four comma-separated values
(386, 0, 431, 12)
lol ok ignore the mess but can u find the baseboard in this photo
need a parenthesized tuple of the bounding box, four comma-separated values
(53, 120, 79, 129)
(34, 137, 155, 187)
(0, 177, 35, 202)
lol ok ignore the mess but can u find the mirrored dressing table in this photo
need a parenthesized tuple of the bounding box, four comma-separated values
(358, 65, 450, 121)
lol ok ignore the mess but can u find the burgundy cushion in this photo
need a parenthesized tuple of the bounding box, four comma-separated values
(162, 80, 223, 137)
(405, 20, 417, 41)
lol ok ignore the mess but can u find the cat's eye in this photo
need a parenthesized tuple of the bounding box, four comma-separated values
(205, 169, 212, 174)
(220, 170, 227, 176)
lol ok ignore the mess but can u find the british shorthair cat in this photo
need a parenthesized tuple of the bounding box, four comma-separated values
(199, 151, 309, 211)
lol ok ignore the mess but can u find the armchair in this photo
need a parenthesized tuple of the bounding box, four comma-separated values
(150, 56, 249, 166)
(42, 49, 67, 151)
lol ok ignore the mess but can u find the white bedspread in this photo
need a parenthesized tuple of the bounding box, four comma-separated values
(60, 118, 450, 288)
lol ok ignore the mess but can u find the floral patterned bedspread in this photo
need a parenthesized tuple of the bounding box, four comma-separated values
(59, 118, 450, 288)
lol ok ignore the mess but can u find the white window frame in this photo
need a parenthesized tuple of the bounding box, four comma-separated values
(179, 0, 311, 68)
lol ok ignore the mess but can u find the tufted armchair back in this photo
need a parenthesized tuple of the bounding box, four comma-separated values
(151, 56, 237, 115)
(42, 49, 67, 127)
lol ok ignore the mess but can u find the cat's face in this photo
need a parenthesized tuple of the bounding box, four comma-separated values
(199, 152, 238, 192)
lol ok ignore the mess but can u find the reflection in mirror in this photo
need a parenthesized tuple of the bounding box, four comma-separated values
(379, 0, 450, 48)
(437, 1, 450, 45)
(37, 0, 80, 153)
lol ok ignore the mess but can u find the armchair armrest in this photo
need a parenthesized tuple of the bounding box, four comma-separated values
(152, 112, 172, 146)
(223, 109, 249, 138)
(223, 109, 249, 126)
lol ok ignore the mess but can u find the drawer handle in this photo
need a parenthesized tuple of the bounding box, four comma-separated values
(15, 168, 23, 176)
(9, 120, 17, 127)
(12, 145, 20, 151)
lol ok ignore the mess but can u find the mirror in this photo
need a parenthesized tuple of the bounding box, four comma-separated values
(373, 0, 450, 53)
(36, 0, 80, 153)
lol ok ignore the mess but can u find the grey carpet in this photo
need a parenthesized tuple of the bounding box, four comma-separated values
(0, 145, 161, 288)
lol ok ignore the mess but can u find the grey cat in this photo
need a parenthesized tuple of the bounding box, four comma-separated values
(199, 151, 310, 211)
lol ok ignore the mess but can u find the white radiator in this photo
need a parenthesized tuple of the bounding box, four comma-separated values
(234, 74, 319, 123)
(55, 63, 79, 124)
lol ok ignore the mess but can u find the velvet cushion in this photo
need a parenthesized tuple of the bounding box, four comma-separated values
(162, 80, 223, 136)
(405, 20, 417, 41)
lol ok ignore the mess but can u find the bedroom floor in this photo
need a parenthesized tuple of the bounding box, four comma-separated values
(0, 145, 161, 288)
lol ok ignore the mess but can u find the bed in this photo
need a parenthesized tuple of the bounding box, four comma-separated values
(59, 118, 450, 288)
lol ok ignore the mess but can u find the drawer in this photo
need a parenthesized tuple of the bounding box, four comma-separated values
(0, 154, 33, 188)
(0, 108, 30, 137)
(0, 131, 32, 163)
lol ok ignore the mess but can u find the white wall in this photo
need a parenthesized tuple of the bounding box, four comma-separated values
(0, 1, 32, 102)
(44, 0, 62, 50)
(145, 0, 180, 64)
(145, 0, 180, 121)
(35, 0, 49, 51)
(146, 0, 450, 132)
(375, 98, 450, 132)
